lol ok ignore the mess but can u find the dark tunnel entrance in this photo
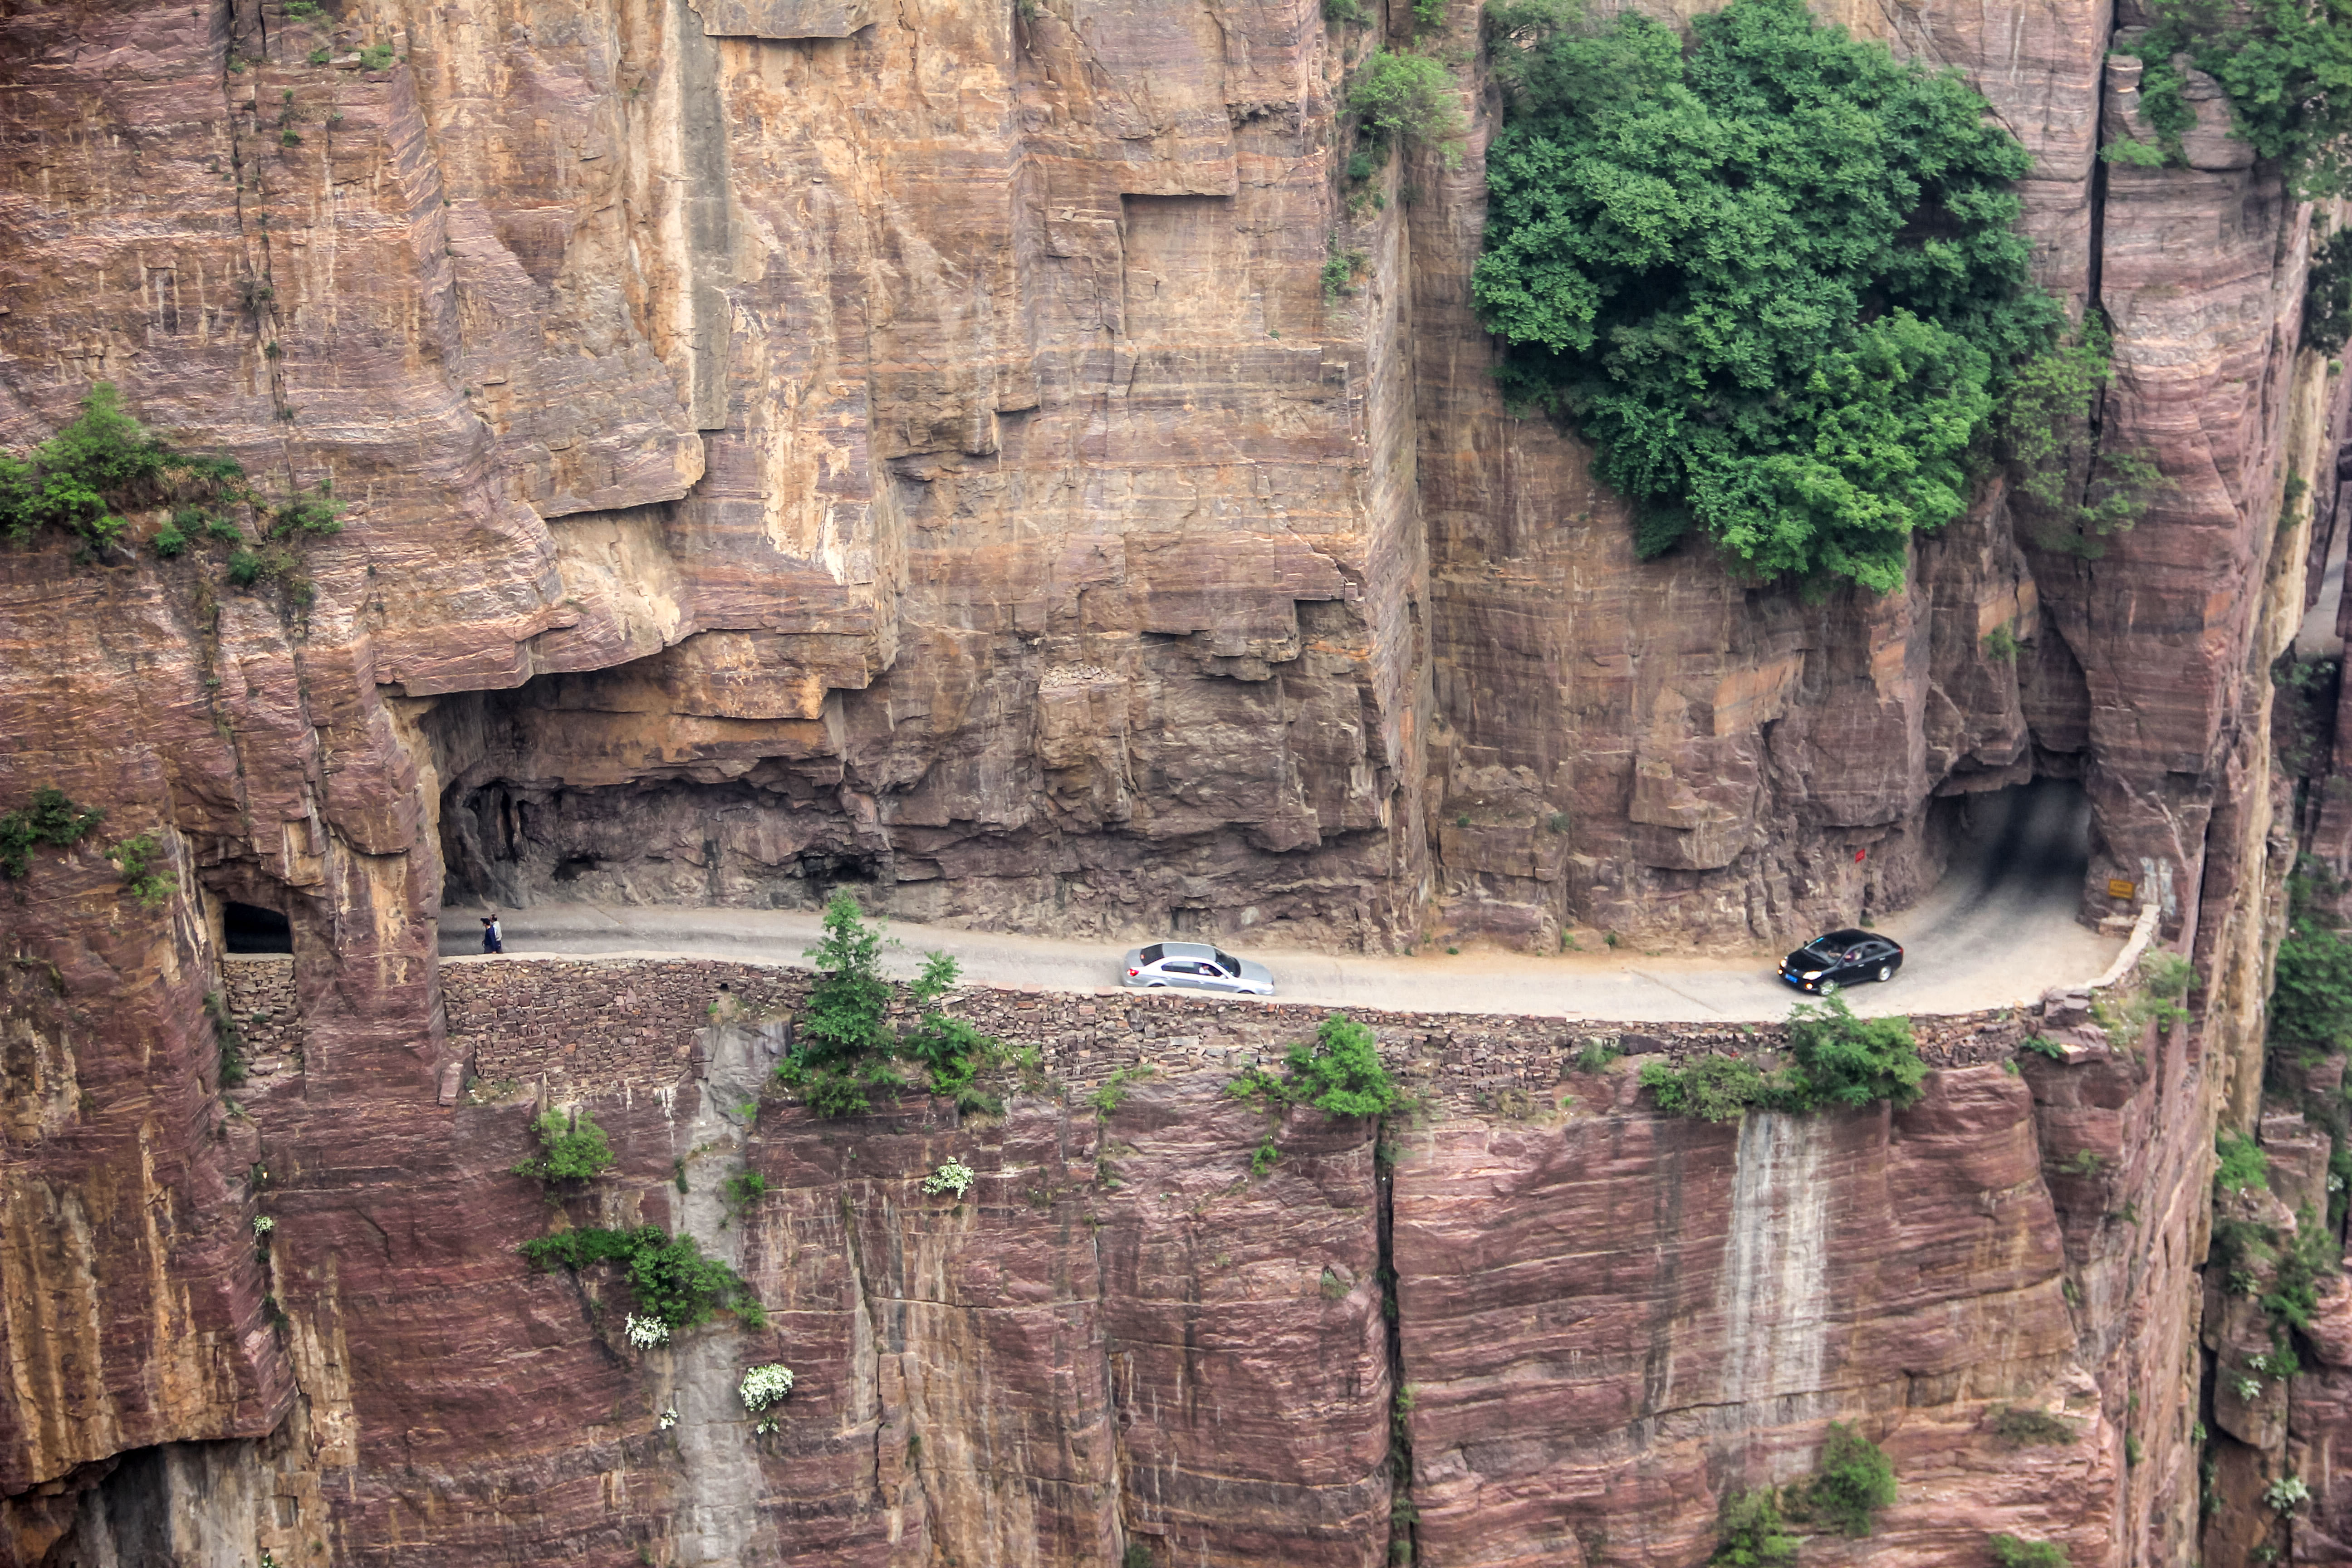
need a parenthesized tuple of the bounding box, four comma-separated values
(1901, 777, 2101, 969)
(221, 901, 294, 955)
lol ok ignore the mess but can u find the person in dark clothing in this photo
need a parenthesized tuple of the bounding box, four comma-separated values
(481, 914, 503, 954)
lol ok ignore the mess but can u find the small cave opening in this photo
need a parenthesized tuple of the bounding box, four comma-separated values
(221, 901, 293, 955)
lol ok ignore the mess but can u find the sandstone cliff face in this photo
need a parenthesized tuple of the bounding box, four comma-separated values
(0, 0, 2338, 1557)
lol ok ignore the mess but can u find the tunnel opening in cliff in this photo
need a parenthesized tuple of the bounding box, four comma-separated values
(220, 901, 294, 956)
(1902, 777, 2097, 956)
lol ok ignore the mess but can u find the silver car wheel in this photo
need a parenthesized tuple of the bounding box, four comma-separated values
(1877, 965, 1892, 983)
(1819, 980, 1838, 995)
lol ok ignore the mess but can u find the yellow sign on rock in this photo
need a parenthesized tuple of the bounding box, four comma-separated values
(2108, 878, 2137, 900)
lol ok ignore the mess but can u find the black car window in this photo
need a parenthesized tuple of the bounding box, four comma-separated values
(1141, 943, 1165, 963)
(1214, 950, 1241, 974)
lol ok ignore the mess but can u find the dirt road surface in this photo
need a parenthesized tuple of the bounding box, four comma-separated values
(438, 784, 2122, 1022)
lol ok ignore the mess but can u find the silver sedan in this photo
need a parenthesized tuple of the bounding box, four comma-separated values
(1120, 941, 1275, 996)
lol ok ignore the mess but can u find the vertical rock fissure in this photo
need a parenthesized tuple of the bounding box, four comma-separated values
(661, 1019, 780, 1567)
(1377, 1124, 1414, 1566)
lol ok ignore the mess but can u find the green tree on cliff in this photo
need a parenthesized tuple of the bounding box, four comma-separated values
(774, 893, 1024, 1117)
(1473, 0, 2059, 593)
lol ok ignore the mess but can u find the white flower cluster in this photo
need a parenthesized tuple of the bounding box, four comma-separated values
(657, 1407, 679, 1431)
(624, 1313, 670, 1350)
(251, 1215, 275, 1236)
(2237, 1377, 2264, 1401)
(740, 1363, 794, 1414)
(2266, 1474, 2311, 1513)
(922, 1159, 976, 1198)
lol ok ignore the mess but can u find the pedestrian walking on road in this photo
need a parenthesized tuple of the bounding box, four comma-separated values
(481, 913, 504, 955)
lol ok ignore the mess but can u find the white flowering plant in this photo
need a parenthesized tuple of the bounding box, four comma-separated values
(740, 1363, 794, 1415)
(2237, 1377, 2264, 1401)
(922, 1159, 976, 1198)
(2267, 1474, 2310, 1513)
(657, 1407, 679, 1431)
(251, 1215, 275, 1236)
(624, 1313, 670, 1350)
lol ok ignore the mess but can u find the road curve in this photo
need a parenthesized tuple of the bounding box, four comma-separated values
(437, 785, 2122, 1022)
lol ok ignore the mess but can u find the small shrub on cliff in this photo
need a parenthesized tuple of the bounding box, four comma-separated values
(106, 833, 178, 910)
(0, 787, 104, 879)
(2215, 1130, 2271, 1196)
(1989, 1406, 2077, 1446)
(1780, 998, 1926, 1110)
(1709, 1488, 1798, 1564)
(774, 894, 1021, 1117)
(1798, 1422, 1896, 1537)
(1228, 1013, 1404, 1118)
(1642, 997, 1923, 1121)
(520, 1225, 765, 1332)
(512, 1107, 617, 1187)
(1474, 0, 2058, 593)
(1995, 311, 2165, 556)
(1347, 51, 1465, 158)
(2308, 226, 2352, 354)
(1640, 1053, 1771, 1122)
(1988, 1535, 2067, 1568)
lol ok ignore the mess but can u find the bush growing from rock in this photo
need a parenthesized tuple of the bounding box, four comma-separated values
(1800, 1422, 1896, 1536)
(775, 894, 1026, 1117)
(1473, 0, 2057, 592)
(512, 1108, 616, 1187)
(520, 1225, 765, 1331)
(1709, 1488, 1797, 1563)
(1640, 997, 1925, 1121)
(1988, 1535, 2067, 1568)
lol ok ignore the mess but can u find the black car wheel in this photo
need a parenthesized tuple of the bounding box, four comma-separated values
(1877, 964, 1892, 983)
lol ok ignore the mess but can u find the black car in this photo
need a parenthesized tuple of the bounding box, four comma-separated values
(1779, 928, 1903, 993)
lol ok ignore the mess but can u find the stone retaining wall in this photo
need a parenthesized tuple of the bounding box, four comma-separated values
(221, 952, 2053, 1106)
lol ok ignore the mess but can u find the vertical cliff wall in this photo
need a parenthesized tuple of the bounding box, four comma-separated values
(0, 0, 2343, 1558)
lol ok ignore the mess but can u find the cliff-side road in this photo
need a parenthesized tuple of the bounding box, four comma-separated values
(435, 788, 2121, 1019)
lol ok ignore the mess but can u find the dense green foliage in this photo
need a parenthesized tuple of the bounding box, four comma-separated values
(1802, 1422, 1897, 1536)
(1705, 1424, 1896, 1558)
(2135, 0, 2352, 198)
(1473, 0, 2057, 591)
(1346, 50, 1465, 156)
(519, 1225, 765, 1331)
(0, 787, 104, 880)
(1641, 996, 1925, 1121)
(1709, 1489, 1798, 1564)
(774, 894, 1025, 1117)
(512, 1108, 617, 1186)
(106, 834, 178, 910)
(1994, 311, 2164, 552)
(0, 382, 343, 603)
(1783, 997, 1927, 1108)
(1988, 1535, 2068, 1568)
(2308, 226, 2352, 353)
(1228, 1013, 1405, 1118)
(2273, 907, 2352, 1052)
(2215, 1130, 2272, 1195)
